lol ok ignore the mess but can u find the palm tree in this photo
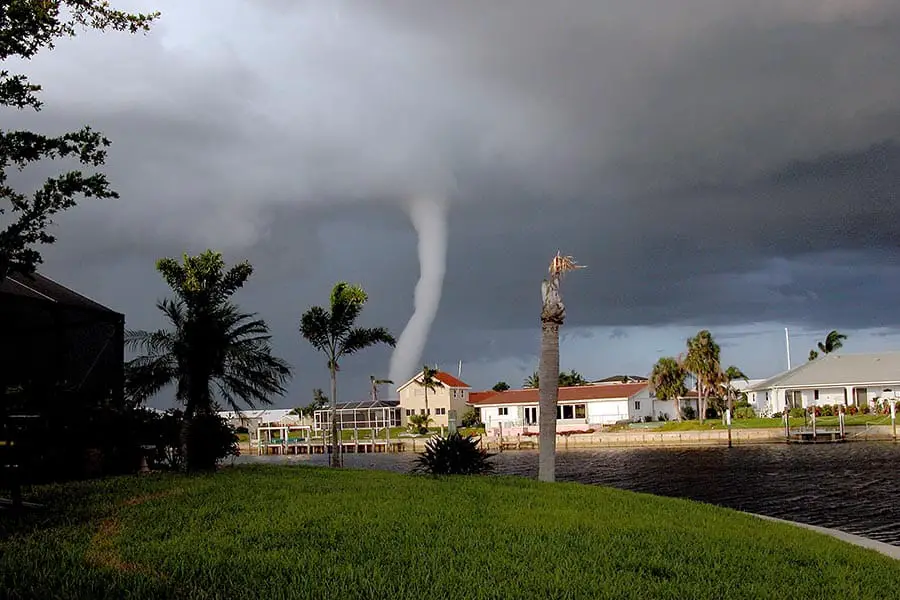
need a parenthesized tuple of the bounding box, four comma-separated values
(721, 365, 748, 446)
(370, 375, 393, 403)
(538, 251, 585, 483)
(416, 365, 442, 417)
(524, 371, 539, 389)
(683, 330, 721, 422)
(300, 282, 395, 468)
(650, 357, 688, 421)
(559, 369, 587, 387)
(125, 251, 291, 470)
(808, 349, 819, 361)
(817, 330, 847, 355)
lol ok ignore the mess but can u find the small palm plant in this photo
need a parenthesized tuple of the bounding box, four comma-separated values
(407, 413, 433, 434)
(412, 432, 495, 475)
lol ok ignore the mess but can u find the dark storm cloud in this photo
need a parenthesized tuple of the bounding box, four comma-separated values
(7, 0, 900, 401)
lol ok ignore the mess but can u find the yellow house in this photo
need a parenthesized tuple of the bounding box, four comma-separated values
(396, 371, 471, 428)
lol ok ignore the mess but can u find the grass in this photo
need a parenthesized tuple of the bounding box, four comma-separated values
(2, 465, 899, 599)
(651, 414, 891, 432)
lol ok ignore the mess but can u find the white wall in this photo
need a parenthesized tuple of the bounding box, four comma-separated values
(481, 405, 522, 428)
(629, 388, 653, 421)
(586, 400, 629, 424)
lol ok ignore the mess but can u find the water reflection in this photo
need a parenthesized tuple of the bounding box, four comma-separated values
(238, 442, 900, 546)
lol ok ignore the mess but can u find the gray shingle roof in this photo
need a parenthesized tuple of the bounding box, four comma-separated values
(0, 272, 120, 315)
(750, 352, 900, 390)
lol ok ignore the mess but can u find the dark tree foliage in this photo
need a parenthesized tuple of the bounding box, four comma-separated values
(412, 433, 495, 476)
(0, 1, 160, 281)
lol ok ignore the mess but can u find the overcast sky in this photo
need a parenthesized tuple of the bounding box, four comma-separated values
(7, 0, 900, 408)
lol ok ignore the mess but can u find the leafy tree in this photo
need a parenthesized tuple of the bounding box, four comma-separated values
(720, 365, 748, 423)
(416, 365, 442, 415)
(0, 1, 159, 282)
(650, 357, 688, 421)
(683, 330, 721, 423)
(300, 282, 395, 468)
(412, 432, 495, 475)
(125, 251, 290, 470)
(492, 381, 510, 392)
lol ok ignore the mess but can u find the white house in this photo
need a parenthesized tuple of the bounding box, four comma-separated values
(729, 378, 768, 414)
(217, 409, 297, 431)
(748, 351, 900, 415)
(468, 382, 653, 433)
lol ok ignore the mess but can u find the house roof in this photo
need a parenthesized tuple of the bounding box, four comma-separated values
(592, 375, 649, 383)
(749, 352, 900, 391)
(217, 409, 295, 422)
(396, 370, 470, 392)
(468, 382, 648, 406)
(0, 271, 120, 315)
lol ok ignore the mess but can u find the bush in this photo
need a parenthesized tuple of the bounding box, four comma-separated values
(860, 404, 870, 414)
(789, 407, 806, 419)
(735, 406, 756, 419)
(821, 404, 834, 417)
(847, 404, 858, 415)
(705, 407, 719, 420)
(682, 406, 696, 420)
(411, 433, 495, 475)
(460, 408, 482, 428)
(735, 398, 751, 409)
(808, 406, 822, 417)
(657, 412, 669, 422)
(642, 415, 653, 423)
(186, 412, 239, 471)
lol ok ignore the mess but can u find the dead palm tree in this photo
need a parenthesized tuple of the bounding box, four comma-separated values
(538, 251, 585, 483)
(300, 282, 395, 467)
(650, 357, 688, 421)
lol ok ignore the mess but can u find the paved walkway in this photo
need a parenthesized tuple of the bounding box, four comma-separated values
(748, 513, 900, 560)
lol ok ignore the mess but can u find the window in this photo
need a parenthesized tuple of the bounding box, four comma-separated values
(498, 407, 509, 416)
(814, 390, 819, 400)
(420, 409, 426, 416)
(575, 404, 586, 419)
(405, 409, 412, 416)
(435, 408, 446, 415)
(557, 404, 586, 419)
(634, 401, 641, 410)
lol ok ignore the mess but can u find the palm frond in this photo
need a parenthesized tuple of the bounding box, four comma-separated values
(300, 305, 333, 354)
(125, 354, 177, 403)
(124, 328, 175, 355)
(340, 326, 396, 357)
(329, 282, 367, 340)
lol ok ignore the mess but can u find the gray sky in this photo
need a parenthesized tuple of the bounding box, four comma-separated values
(7, 0, 900, 407)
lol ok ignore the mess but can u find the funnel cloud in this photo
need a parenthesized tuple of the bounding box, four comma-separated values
(389, 197, 448, 385)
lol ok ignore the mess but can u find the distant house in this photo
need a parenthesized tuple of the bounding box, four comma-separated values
(396, 371, 471, 427)
(468, 382, 653, 432)
(217, 409, 298, 431)
(311, 400, 401, 432)
(748, 352, 900, 415)
(0, 271, 124, 408)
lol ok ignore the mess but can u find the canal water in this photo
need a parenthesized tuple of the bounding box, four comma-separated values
(238, 442, 900, 546)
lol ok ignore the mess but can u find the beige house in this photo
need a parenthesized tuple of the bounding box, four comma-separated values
(396, 371, 471, 427)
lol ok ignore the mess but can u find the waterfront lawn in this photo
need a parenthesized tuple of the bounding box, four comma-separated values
(655, 414, 891, 431)
(3, 466, 900, 599)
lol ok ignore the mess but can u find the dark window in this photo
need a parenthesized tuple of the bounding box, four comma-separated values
(498, 407, 509, 416)
(575, 404, 586, 419)
(814, 390, 819, 400)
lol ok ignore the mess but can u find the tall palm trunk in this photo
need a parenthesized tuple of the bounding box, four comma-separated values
(424, 386, 429, 418)
(538, 320, 560, 483)
(330, 367, 341, 468)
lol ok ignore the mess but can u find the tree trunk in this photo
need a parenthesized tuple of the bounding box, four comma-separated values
(330, 367, 341, 468)
(538, 320, 560, 483)
(727, 391, 734, 448)
(180, 404, 194, 472)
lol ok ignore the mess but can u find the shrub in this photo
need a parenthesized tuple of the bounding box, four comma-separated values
(847, 404, 858, 416)
(460, 408, 482, 428)
(682, 406, 696, 420)
(186, 412, 239, 471)
(642, 415, 653, 423)
(657, 412, 669, 422)
(735, 398, 751, 409)
(411, 433, 495, 475)
(705, 407, 719, 420)
(821, 404, 834, 417)
(808, 406, 822, 418)
(860, 404, 870, 414)
(734, 406, 756, 419)
(789, 407, 806, 419)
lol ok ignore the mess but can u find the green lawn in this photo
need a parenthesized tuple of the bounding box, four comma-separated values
(2, 465, 899, 599)
(652, 414, 891, 432)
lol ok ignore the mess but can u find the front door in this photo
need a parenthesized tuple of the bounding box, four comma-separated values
(524, 407, 537, 425)
(856, 388, 868, 408)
